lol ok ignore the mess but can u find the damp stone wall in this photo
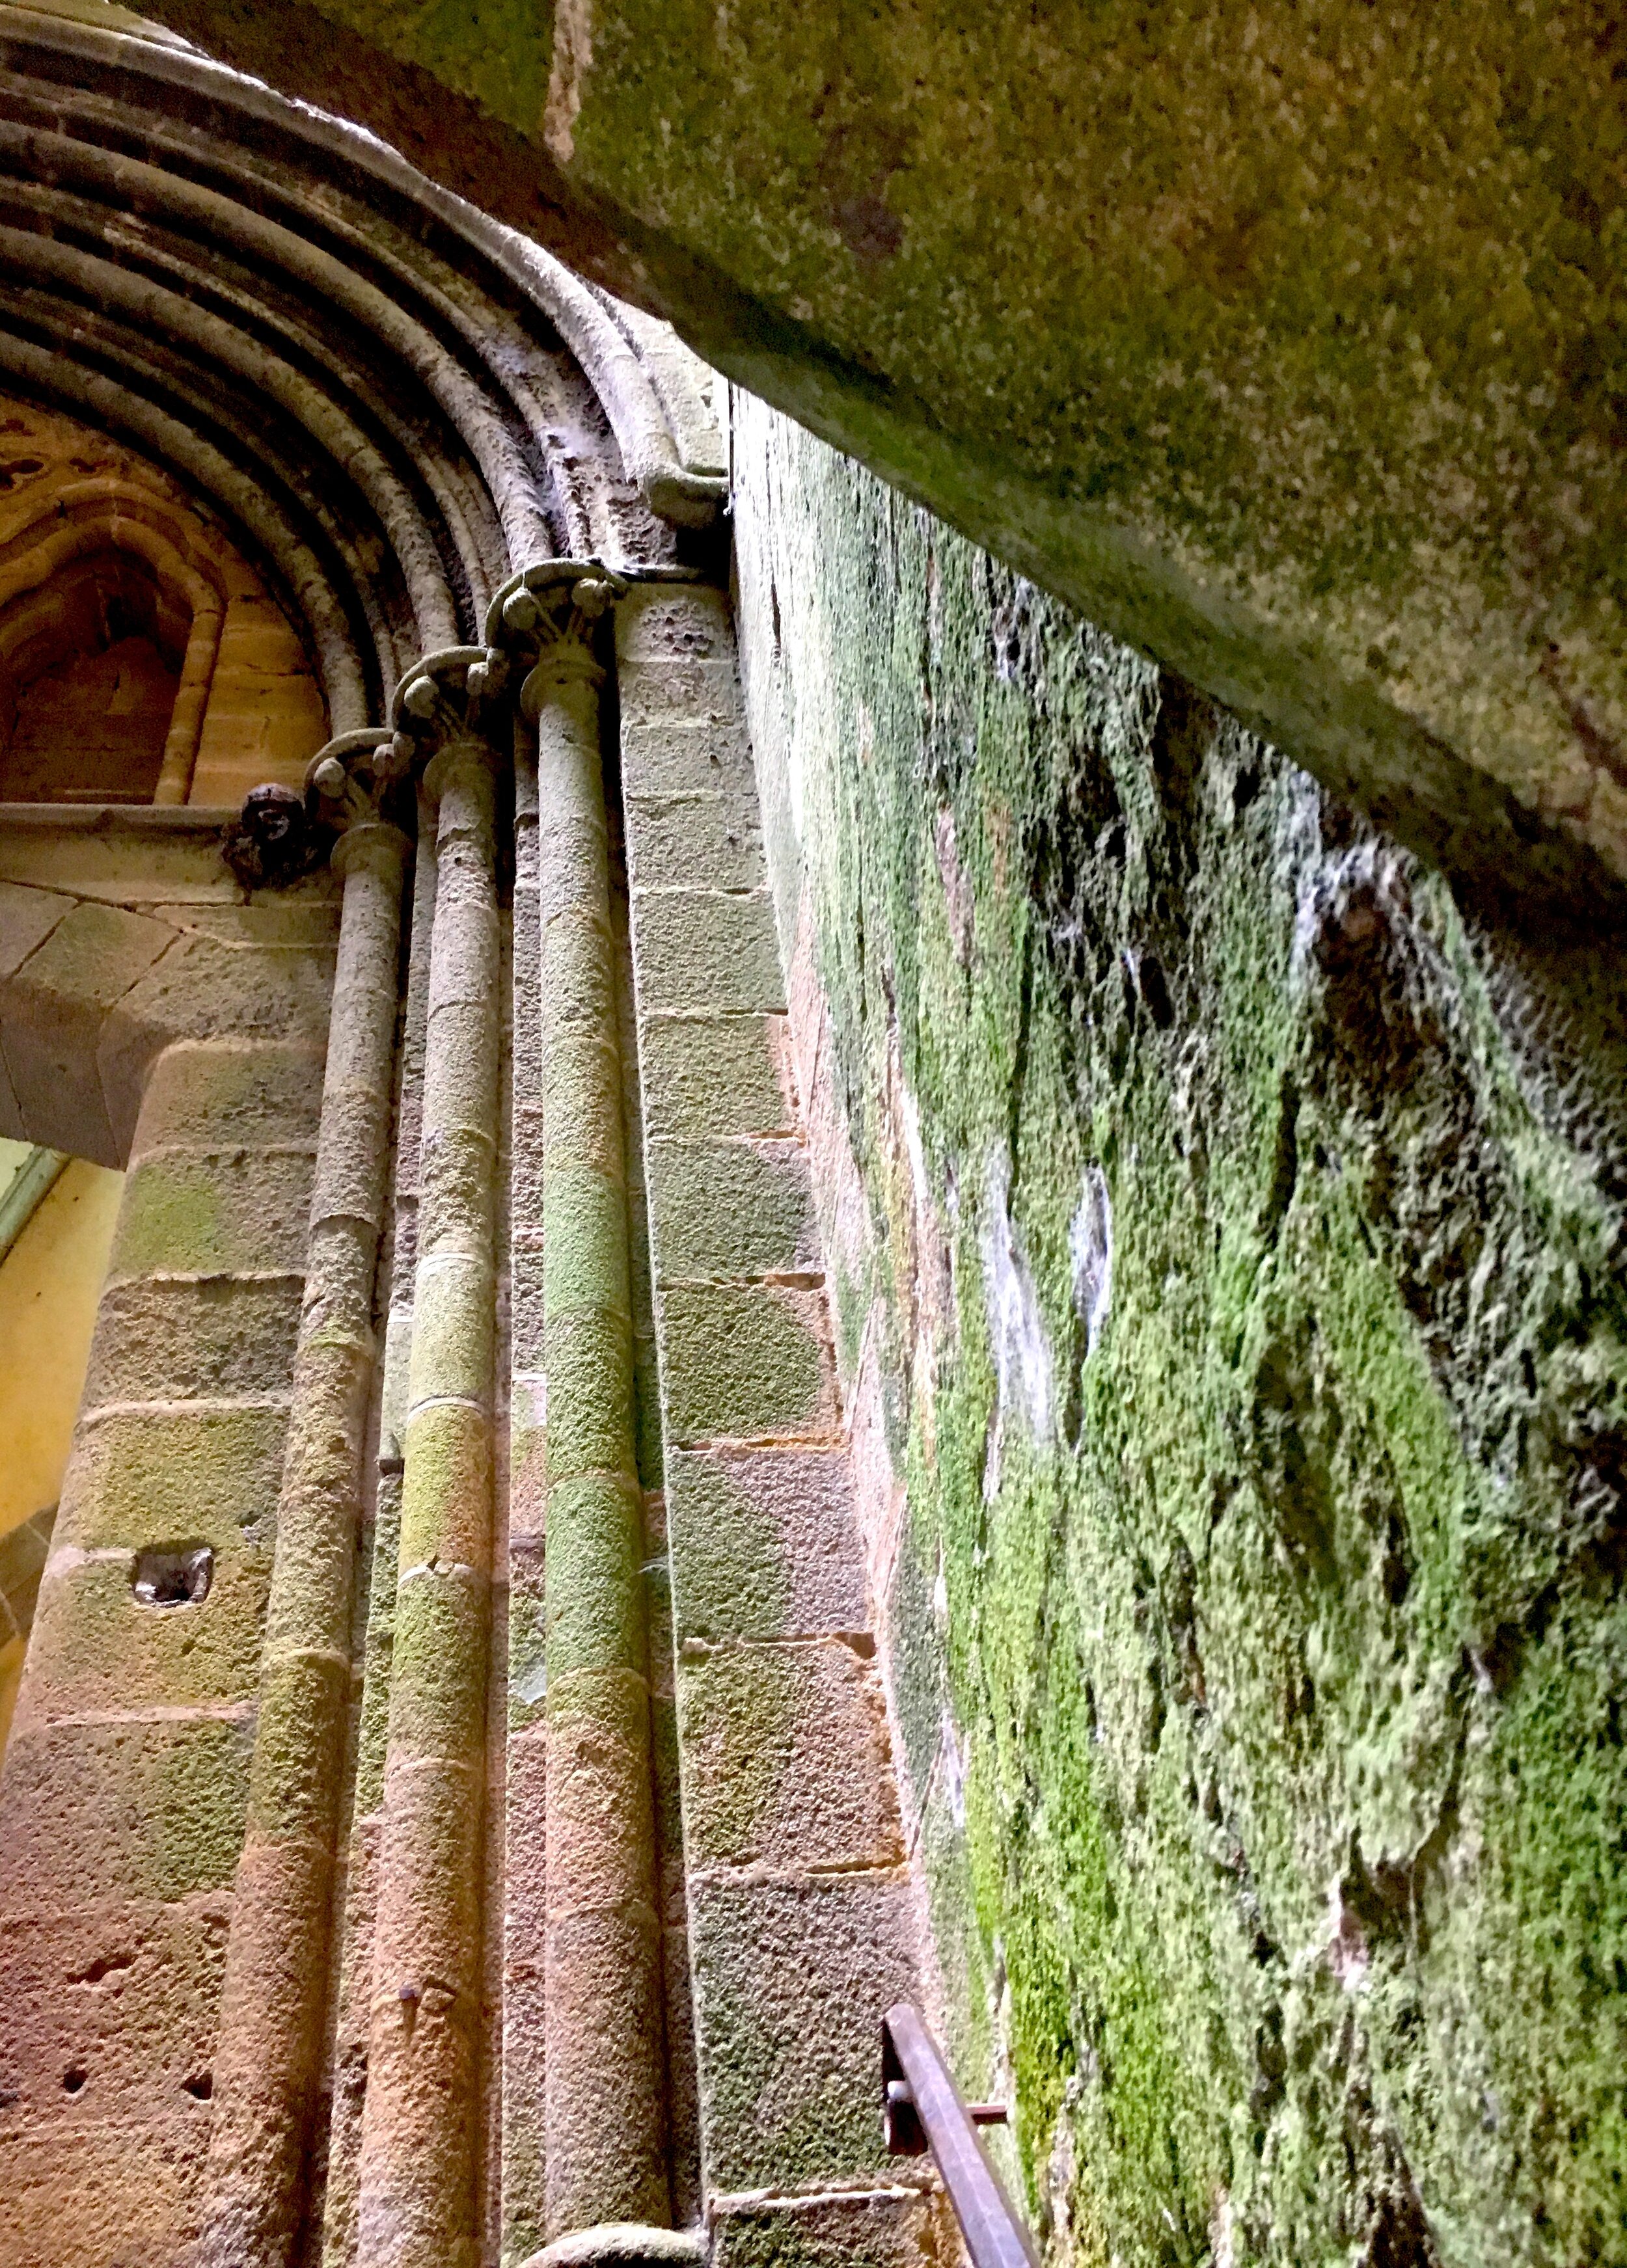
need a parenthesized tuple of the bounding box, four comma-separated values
(728, 390, 1627, 2268)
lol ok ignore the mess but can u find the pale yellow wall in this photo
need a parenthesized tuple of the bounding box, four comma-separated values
(0, 1147, 123, 1758)
(0, 397, 327, 801)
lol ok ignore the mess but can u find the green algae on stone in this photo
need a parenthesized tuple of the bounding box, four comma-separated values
(732, 397, 1627, 2266)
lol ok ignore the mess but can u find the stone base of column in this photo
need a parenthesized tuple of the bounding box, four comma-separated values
(526, 2222, 707, 2268)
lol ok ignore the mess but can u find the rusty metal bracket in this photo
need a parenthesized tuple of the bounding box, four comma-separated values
(882, 2004, 1037, 2268)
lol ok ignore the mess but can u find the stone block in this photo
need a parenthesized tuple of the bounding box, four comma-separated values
(618, 656, 742, 729)
(0, 2112, 211, 2268)
(638, 1013, 795, 1141)
(688, 1871, 922, 2193)
(648, 1135, 818, 1282)
(625, 790, 765, 893)
(99, 931, 336, 1157)
(27, 1536, 271, 1717)
(616, 584, 733, 666)
(679, 1638, 904, 1872)
(620, 717, 757, 801)
(0, 1890, 230, 2116)
(0, 1714, 252, 1904)
(0, 899, 178, 1163)
(144, 901, 340, 945)
(53, 1404, 289, 1556)
(0, 878, 70, 976)
(709, 2189, 948, 2268)
(7, 896, 176, 1006)
(667, 1446, 869, 1641)
(106, 1147, 314, 1288)
(83, 1276, 303, 1407)
(132, 1038, 325, 1156)
(632, 889, 786, 1016)
(657, 1282, 838, 1446)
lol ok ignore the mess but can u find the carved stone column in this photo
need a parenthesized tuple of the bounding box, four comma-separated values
(355, 657, 502, 2268)
(199, 732, 409, 2267)
(499, 567, 676, 2263)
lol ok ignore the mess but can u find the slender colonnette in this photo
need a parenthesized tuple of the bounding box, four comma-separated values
(355, 664, 502, 2268)
(321, 780, 441, 2268)
(497, 565, 676, 2263)
(200, 735, 409, 2267)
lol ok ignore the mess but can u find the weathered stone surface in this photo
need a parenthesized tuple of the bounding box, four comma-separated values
(621, 718, 758, 802)
(631, 890, 786, 1017)
(27, 1544, 271, 1717)
(618, 657, 741, 732)
(625, 792, 765, 893)
(83, 1276, 303, 1407)
(733, 399, 1627, 2266)
(133, 1039, 326, 1157)
(0, 1891, 230, 2113)
(55, 1404, 288, 1555)
(667, 1446, 868, 1643)
(0, 1716, 253, 1904)
(677, 1638, 904, 1872)
(616, 586, 733, 667)
(687, 1872, 920, 2194)
(647, 1135, 817, 1282)
(638, 1014, 793, 1142)
(99, 932, 337, 1157)
(0, 900, 178, 1161)
(709, 2189, 946, 2268)
(107, 1148, 315, 1287)
(657, 1282, 837, 1445)
(0, 2113, 213, 2267)
(0, 879, 70, 975)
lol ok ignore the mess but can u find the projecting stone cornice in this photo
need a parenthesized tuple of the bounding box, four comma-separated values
(107, 0, 1627, 929)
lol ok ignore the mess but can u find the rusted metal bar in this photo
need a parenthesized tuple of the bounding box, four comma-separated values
(882, 2003, 1038, 2268)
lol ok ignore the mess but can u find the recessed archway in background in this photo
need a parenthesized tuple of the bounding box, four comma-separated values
(0, 403, 327, 807)
(0, 548, 185, 803)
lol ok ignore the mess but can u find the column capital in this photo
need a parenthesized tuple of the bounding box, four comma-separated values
(387, 643, 507, 781)
(313, 730, 411, 882)
(484, 560, 619, 722)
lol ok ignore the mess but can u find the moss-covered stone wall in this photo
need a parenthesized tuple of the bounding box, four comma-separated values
(730, 391, 1627, 2268)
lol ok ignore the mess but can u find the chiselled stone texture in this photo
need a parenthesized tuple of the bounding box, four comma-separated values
(0, 815, 340, 1166)
(732, 398, 1627, 2268)
(618, 584, 932, 2245)
(0, 811, 338, 2263)
(322, 796, 441, 2268)
(0, 996, 331, 2258)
